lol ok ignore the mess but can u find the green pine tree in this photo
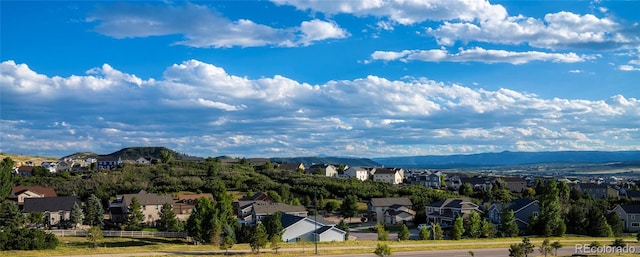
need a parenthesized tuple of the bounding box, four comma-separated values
(125, 197, 144, 231)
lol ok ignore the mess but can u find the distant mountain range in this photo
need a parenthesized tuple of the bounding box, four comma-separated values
(372, 150, 640, 168)
(270, 156, 380, 168)
(58, 148, 640, 169)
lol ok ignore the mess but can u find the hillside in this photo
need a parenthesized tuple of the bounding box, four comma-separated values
(373, 150, 640, 168)
(270, 156, 380, 168)
(61, 147, 203, 161)
(0, 153, 58, 166)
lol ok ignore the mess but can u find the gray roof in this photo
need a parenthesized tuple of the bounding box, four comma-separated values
(578, 183, 608, 189)
(370, 197, 412, 207)
(253, 203, 306, 214)
(23, 196, 81, 213)
(507, 199, 538, 212)
(121, 191, 173, 208)
(427, 198, 475, 208)
(375, 168, 400, 175)
(620, 205, 640, 214)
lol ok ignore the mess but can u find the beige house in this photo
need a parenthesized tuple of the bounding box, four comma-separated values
(109, 190, 173, 225)
(368, 197, 413, 223)
(9, 186, 57, 206)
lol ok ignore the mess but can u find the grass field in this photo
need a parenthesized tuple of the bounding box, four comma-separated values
(0, 153, 58, 166)
(5, 235, 639, 257)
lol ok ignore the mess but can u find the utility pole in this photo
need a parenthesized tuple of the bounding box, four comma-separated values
(314, 192, 318, 255)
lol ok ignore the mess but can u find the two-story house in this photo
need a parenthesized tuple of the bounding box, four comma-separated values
(344, 167, 374, 181)
(373, 168, 403, 184)
(575, 183, 619, 199)
(497, 177, 528, 193)
(109, 190, 174, 225)
(426, 198, 482, 228)
(488, 199, 540, 233)
(23, 196, 81, 228)
(368, 197, 413, 223)
(611, 204, 640, 232)
(308, 164, 338, 177)
(97, 156, 122, 169)
(8, 186, 57, 207)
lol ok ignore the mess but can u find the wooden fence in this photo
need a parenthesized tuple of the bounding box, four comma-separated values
(45, 230, 187, 238)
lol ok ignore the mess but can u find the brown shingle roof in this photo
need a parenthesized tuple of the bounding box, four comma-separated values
(12, 186, 57, 197)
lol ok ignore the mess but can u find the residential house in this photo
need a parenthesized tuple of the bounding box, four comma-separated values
(23, 196, 81, 228)
(373, 168, 403, 184)
(251, 203, 307, 222)
(278, 163, 305, 172)
(426, 198, 482, 228)
(17, 166, 33, 176)
(383, 204, 416, 225)
(233, 192, 274, 222)
(8, 186, 57, 207)
(460, 176, 492, 191)
(344, 167, 374, 181)
(611, 204, 640, 232)
(41, 162, 58, 173)
(498, 177, 528, 193)
(109, 190, 174, 225)
(488, 199, 540, 233)
(624, 190, 640, 201)
(575, 183, 619, 199)
(368, 197, 413, 223)
(135, 157, 151, 165)
(411, 171, 443, 188)
(248, 158, 271, 167)
(308, 164, 338, 177)
(173, 193, 214, 221)
(280, 213, 346, 243)
(446, 175, 463, 190)
(55, 161, 73, 172)
(97, 156, 122, 169)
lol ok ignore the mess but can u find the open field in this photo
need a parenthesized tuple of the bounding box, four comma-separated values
(0, 153, 58, 166)
(5, 236, 640, 257)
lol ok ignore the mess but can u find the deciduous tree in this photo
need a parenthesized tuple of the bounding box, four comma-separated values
(397, 224, 410, 241)
(451, 217, 465, 240)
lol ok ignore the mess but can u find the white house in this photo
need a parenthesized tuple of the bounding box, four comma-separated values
(373, 168, 403, 184)
(280, 213, 346, 243)
(308, 164, 338, 177)
(344, 167, 374, 181)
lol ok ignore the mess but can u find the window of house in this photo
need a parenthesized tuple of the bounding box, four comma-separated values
(632, 222, 640, 227)
(633, 215, 636, 220)
(155, 205, 159, 210)
(532, 212, 538, 217)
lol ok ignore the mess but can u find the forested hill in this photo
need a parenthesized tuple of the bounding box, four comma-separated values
(270, 156, 380, 168)
(373, 150, 640, 168)
(62, 147, 202, 161)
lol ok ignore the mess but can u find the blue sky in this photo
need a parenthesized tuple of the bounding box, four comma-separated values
(1, 0, 639, 158)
